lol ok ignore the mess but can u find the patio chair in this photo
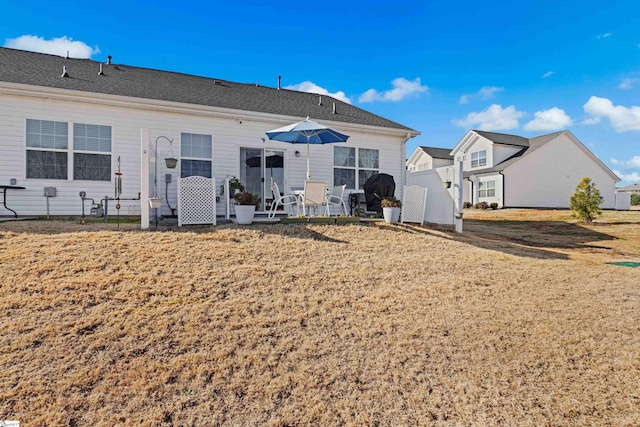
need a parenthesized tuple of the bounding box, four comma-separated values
(326, 185, 348, 216)
(303, 181, 328, 216)
(268, 182, 299, 219)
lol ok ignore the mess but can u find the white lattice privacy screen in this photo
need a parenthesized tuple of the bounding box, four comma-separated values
(401, 185, 427, 225)
(178, 176, 216, 226)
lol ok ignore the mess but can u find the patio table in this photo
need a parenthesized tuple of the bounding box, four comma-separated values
(0, 185, 26, 218)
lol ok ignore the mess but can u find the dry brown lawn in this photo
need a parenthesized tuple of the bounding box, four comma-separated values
(1, 210, 639, 426)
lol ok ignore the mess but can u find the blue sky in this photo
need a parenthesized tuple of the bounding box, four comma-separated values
(2, 0, 639, 184)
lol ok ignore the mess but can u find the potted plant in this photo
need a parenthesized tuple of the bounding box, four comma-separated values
(381, 197, 402, 223)
(220, 177, 245, 198)
(233, 191, 259, 224)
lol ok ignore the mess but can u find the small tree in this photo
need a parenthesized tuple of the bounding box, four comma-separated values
(631, 193, 640, 206)
(570, 177, 603, 222)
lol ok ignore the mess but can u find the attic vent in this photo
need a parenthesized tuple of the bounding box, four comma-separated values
(107, 55, 112, 65)
(319, 95, 323, 106)
(61, 66, 69, 78)
(332, 102, 336, 114)
(98, 63, 104, 75)
(214, 80, 222, 85)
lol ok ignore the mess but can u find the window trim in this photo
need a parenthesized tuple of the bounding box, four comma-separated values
(25, 118, 70, 181)
(470, 150, 487, 168)
(180, 132, 213, 178)
(478, 180, 496, 198)
(333, 146, 380, 190)
(72, 122, 113, 181)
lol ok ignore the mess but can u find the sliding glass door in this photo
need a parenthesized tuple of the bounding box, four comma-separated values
(240, 148, 285, 212)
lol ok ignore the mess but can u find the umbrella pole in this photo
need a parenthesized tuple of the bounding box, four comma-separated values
(306, 139, 311, 180)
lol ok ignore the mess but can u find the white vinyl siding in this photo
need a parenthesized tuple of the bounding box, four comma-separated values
(73, 123, 112, 181)
(26, 119, 68, 180)
(181, 132, 212, 178)
(334, 146, 379, 189)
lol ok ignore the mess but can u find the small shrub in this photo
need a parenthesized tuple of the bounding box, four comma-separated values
(381, 197, 402, 208)
(463, 201, 472, 209)
(474, 202, 489, 210)
(233, 192, 260, 207)
(570, 177, 603, 222)
(490, 203, 499, 210)
(631, 193, 640, 206)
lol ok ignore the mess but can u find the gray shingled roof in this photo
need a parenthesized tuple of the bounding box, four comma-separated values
(419, 146, 454, 160)
(473, 130, 529, 147)
(0, 47, 416, 132)
(463, 130, 565, 177)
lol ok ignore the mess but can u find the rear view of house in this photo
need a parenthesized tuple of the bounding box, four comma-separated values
(0, 47, 419, 220)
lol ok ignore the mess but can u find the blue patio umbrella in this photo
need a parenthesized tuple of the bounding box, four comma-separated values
(266, 117, 350, 179)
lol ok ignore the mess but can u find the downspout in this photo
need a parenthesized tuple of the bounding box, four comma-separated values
(466, 177, 474, 205)
(498, 171, 505, 208)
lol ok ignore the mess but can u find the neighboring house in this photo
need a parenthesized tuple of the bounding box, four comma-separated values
(0, 47, 419, 217)
(616, 184, 640, 193)
(450, 130, 619, 209)
(406, 146, 454, 171)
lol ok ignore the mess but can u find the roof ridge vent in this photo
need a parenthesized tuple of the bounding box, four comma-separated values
(98, 63, 104, 75)
(214, 80, 222, 85)
(61, 66, 69, 78)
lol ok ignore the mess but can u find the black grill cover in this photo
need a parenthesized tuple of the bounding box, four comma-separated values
(362, 173, 396, 215)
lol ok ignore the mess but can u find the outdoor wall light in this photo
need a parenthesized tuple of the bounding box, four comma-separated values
(295, 150, 300, 157)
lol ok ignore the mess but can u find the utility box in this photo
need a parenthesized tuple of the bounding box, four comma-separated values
(44, 187, 57, 197)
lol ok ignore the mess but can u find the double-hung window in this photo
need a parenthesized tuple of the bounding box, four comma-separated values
(26, 119, 69, 180)
(471, 150, 487, 168)
(73, 123, 112, 181)
(478, 180, 495, 198)
(181, 133, 212, 178)
(333, 147, 379, 189)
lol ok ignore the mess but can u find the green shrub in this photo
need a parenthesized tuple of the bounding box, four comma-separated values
(631, 193, 640, 206)
(570, 177, 603, 222)
(490, 203, 499, 210)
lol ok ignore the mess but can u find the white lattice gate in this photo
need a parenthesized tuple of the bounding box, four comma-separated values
(401, 185, 427, 225)
(178, 176, 216, 226)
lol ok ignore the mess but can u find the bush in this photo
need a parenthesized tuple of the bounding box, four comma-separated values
(490, 203, 499, 210)
(233, 192, 260, 207)
(631, 193, 640, 206)
(463, 201, 472, 209)
(570, 177, 603, 222)
(381, 197, 402, 208)
(473, 202, 489, 210)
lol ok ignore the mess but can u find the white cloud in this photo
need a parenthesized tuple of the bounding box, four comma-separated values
(581, 117, 601, 125)
(452, 104, 525, 131)
(284, 81, 351, 104)
(458, 86, 503, 104)
(4, 35, 100, 58)
(583, 96, 640, 132)
(619, 78, 639, 90)
(613, 170, 640, 182)
(358, 77, 428, 103)
(597, 32, 613, 39)
(542, 71, 554, 78)
(611, 156, 640, 169)
(523, 107, 573, 131)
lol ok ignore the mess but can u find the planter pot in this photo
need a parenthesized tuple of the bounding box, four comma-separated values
(165, 157, 178, 169)
(336, 216, 360, 224)
(234, 205, 256, 225)
(383, 207, 400, 223)
(280, 217, 309, 224)
(309, 217, 336, 224)
(149, 197, 162, 209)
